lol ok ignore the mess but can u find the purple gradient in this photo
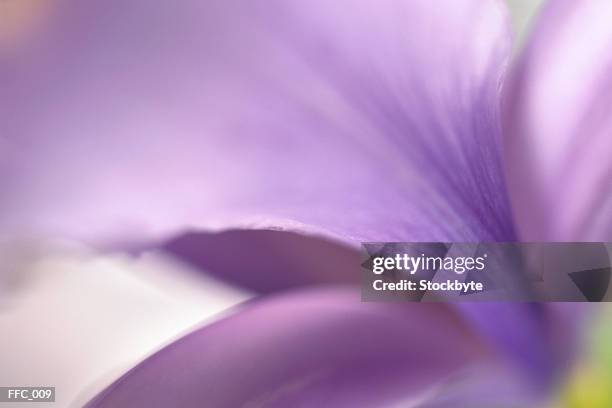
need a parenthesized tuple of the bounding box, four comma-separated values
(0, 0, 514, 244)
(162, 230, 359, 293)
(87, 288, 534, 408)
(0, 0, 609, 406)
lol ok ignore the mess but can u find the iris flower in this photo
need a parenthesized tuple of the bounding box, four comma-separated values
(0, 0, 610, 406)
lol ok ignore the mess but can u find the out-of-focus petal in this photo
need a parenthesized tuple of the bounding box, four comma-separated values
(0, 239, 250, 407)
(457, 302, 587, 392)
(86, 288, 536, 408)
(160, 230, 585, 395)
(162, 230, 359, 293)
(503, 0, 612, 241)
(1, 0, 514, 246)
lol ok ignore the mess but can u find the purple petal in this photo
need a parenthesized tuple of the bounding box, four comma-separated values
(86, 288, 533, 407)
(160, 230, 585, 393)
(503, 0, 612, 241)
(1, 0, 514, 246)
(162, 230, 358, 293)
(457, 302, 586, 391)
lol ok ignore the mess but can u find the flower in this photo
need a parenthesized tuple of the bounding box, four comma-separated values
(0, 0, 609, 407)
